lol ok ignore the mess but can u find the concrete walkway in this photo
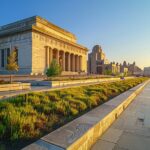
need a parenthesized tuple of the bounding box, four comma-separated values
(91, 82, 150, 150)
(0, 80, 118, 100)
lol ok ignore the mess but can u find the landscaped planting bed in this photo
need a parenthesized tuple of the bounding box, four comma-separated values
(0, 77, 148, 150)
(0, 80, 9, 84)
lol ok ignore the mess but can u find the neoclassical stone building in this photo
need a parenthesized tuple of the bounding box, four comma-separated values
(0, 16, 88, 75)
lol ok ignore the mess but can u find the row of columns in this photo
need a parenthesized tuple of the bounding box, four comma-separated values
(45, 46, 82, 72)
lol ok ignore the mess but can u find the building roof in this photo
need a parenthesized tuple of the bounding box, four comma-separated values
(0, 16, 76, 40)
(0, 16, 88, 50)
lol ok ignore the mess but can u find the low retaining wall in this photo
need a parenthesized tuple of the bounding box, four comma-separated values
(31, 77, 134, 87)
(22, 80, 149, 150)
(0, 83, 31, 92)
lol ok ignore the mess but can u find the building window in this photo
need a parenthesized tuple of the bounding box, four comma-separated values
(7, 48, 10, 64)
(96, 53, 98, 60)
(1, 49, 4, 67)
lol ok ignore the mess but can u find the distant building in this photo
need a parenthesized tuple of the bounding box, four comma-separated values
(103, 62, 120, 75)
(144, 67, 150, 76)
(88, 45, 120, 75)
(120, 61, 129, 75)
(88, 45, 109, 74)
(88, 45, 142, 76)
(120, 66, 128, 75)
(128, 62, 142, 75)
(121, 61, 142, 76)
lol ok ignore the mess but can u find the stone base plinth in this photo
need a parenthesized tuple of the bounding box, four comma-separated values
(0, 83, 31, 92)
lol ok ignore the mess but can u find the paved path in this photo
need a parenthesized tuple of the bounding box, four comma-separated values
(0, 80, 118, 100)
(91, 82, 150, 150)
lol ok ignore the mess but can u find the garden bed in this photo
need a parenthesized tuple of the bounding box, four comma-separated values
(0, 77, 148, 150)
(0, 80, 9, 84)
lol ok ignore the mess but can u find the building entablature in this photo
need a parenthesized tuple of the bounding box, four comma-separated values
(32, 26, 88, 54)
(0, 16, 88, 55)
(0, 16, 77, 43)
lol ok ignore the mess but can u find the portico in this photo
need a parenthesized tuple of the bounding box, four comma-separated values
(45, 46, 82, 73)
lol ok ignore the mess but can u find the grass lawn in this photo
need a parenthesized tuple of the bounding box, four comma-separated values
(0, 77, 148, 150)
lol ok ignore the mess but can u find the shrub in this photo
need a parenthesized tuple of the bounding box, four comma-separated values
(46, 59, 62, 77)
(55, 100, 71, 116)
(46, 92, 61, 102)
(0, 124, 6, 138)
(70, 108, 79, 116)
(28, 95, 41, 105)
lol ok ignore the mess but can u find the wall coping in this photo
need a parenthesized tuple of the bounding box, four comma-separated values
(31, 77, 134, 87)
(0, 82, 30, 87)
(0, 82, 31, 92)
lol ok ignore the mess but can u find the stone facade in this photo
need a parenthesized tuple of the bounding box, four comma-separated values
(0, 16, 88, 75)
(88, 45, 120, 75)
(88, 45, 109, 74)
(104, 62, 120, 75)
(120, 61, 142, 75)
(88, 45, 142, 76)
(144, 67, 150, 76)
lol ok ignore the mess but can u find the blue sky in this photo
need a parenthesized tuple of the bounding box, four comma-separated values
(0, 0, 150, 68)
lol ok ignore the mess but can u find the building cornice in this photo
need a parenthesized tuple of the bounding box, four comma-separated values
(0, 16, 88, 52)
(35, 16, 76, 41)
(32, 25, 88, 51)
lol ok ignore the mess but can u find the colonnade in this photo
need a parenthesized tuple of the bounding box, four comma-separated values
(45, 46, 82, 72)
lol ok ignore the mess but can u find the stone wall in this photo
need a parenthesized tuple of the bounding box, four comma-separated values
(0, 83, 31, 92)
(32, 31, 87, 74)
(0, 31, 32, 74)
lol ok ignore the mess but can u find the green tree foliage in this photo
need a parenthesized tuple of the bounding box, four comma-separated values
(104, 69, 112, 75)
(46, 59, 62, 77)
(6, 49, 19, 83)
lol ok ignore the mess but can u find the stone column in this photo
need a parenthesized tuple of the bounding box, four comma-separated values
(78, 56, 81, 72)
(49, 47, 53, 65)
(45, 46, 48, 68)
(47, 47, 49, 68)
(77, 55, 80, 72)
(74, 55, 79, 72)
(78, 56, 80, 72)
(63, 51, 65, 71)
(75, 55, 77, 72)
(72, 54, 75, 72)
(79, 56, 82, 71)
(68, 53, 70, 71)
(56, 50, 59, 64)
(70, 54, 72, 71)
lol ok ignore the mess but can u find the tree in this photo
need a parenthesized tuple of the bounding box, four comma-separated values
(46, 59, 62, 77)
(6, 49, 19, 83)
(104, 69, 112, 75)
